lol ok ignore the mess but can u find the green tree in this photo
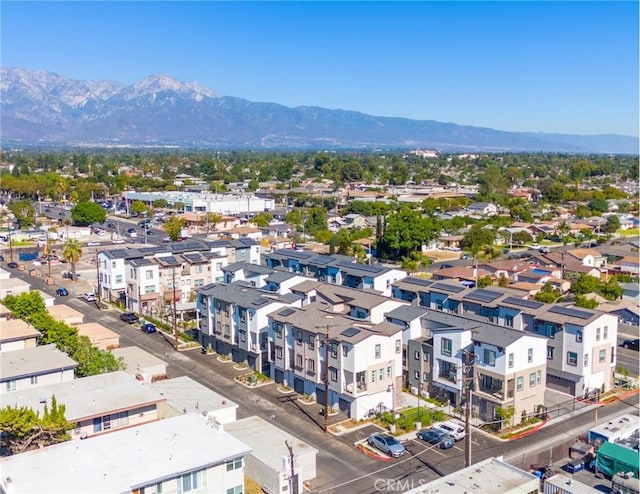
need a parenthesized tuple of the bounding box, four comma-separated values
(203, 212, 222, 236)
(477, 275, 493, 288)
(460, 225, 496, 252)
(2, 291, 46, 320)
(152, 198, 168, 209)
(604, 215, 620, 233)
(574, 295, 599, 309)
(304, 207, 328, 236)
(535, 282, 562, 303)
(378, 207, 438, 259)
(478, 165, 509, 203)
(163, 216, 185, 241)
(495, 405, 516, 429)
(130, 200, 149, 216)
(8, 199, 35, 228)
(0, 398, 73, 455)
(62, 239, 83, 281)
(71, 201, 106, 225)
(251, 212, 273, 228)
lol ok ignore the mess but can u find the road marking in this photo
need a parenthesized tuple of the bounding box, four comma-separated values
(410, 439, 447, 457)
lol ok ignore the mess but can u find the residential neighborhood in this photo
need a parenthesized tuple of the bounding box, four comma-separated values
(0, 150, 638, 494)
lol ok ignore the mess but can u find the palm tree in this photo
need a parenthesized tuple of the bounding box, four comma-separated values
(62, 239, 82, 281)
(42, 229, 55, 279)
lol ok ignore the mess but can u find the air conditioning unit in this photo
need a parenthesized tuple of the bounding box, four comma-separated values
(410, 386, 418, 395)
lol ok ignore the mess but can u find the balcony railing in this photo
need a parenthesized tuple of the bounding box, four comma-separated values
(344, 382, 367, 395)
(478, 386, 504, 400)
(438, 371, 457, 383)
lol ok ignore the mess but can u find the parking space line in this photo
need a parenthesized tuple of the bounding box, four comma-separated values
(410, 439, 447, 457)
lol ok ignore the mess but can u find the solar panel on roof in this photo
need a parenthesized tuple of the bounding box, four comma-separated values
(502, 297, 544, 309)
(252, 297, 270, 307)
(405, 277, 432, 287)
(549, 306, 593, 319)
(465, 289, 502, 303)
(279, 308, 295, 317)
(340, 328, 361, 338)
(431, 282, 465, 293)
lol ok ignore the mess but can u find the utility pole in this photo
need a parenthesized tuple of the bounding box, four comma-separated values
(315, 322, 336, 433)
(172, 266, 178, 350)
(95, 250, 101, 310)
(285, 440, 298, 494)
(462, 350, 474, 468)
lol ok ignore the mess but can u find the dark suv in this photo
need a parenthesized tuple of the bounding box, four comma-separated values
(120, 312, 139, 324)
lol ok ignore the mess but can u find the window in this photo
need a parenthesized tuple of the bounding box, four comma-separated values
(414, 370, 420, 379)
(296, 354, 303, 368)
(226, 458, 243, 471)
(395, 339, 401, 354)
(144, 285, 155, 294)
(596, 328, 600, 341)
(547, 346, 554, 360)
(145, 269, 153, 280)
(484, 349, 496, 367)
(115, 275, 123, 284)
(371, 370, 376, 383)
(505, 315, 514, 328)
(423, 352, 429, 363)
(516, 376, 523, 391)
(178, 469, 207, 494)
(226, 486, 243, 494)
(576, 330, 583, 343)
(274, 323, 283, 338)
(441, 338, 452, 357)
(119, 411, 129, 426)
(5, 380, 16, 392)
(567, 351, 578, 366)
(30, 376, 38, 385)
(308, 334, 314, 350)
(603, 326, 608, 339)
(307, 359, 315, 372)
(275, 346, 283, 359)
(379, 368, 384, 381)
(508, 353, 514, 368)
(387, 366, 392, 379)
(536, 370, 541, 384)
(224, 324, 230, 337)
(330, 367, 338, 381)
(423, 372, 429, 382)
(296, 331, 302, 345)
(584, 353, 589, 367)
(195, 264, 203, 274)
(414, 351, 420, 360)
(343, 345, 348, 357)
(527, 348, 533, 363)
(330, 343, 338, 359)
(529, 372, 536, 387)
(375, 344, 381, 359)
(599, 349, 606, 363)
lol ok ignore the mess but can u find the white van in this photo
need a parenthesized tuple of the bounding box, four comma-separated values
(433, 421, 465, 441)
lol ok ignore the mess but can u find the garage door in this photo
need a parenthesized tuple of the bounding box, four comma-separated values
(274, 369, 284, 384)
(339, 398, 351, 417)
(547, 374, 575, 395)
(316, 386, 326, 406)
(294, 378, 305, 394)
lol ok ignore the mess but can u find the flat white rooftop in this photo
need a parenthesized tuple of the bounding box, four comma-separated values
(402, 457, 539, 494)
(225, 415, 318, 473)
(0, 413, 252, 494)
(0, 344, 77, 380)
(3, 371, 165, 421)
(147, 375, 237, 416)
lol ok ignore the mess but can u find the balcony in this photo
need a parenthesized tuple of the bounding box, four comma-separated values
(344, 382, 367, 395)
(437, 371, 457, 384)
(139, 292, 158, 302)
(478, 386, 505, 400)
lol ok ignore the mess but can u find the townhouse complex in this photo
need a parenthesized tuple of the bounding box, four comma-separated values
(96, 242, 621, 426)
(188, 248, 620, 425)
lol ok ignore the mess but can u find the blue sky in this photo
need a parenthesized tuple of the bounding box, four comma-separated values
(2, 1, 638, 136)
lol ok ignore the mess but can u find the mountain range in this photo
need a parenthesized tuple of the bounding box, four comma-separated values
(1, 68, 637, 153)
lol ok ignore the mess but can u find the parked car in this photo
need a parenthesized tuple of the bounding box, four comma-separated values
(622, 338, 639, 351)
(0, 254, 4, 261)
(63, 271, 81, 279)
(120, 312, 139, 324)
(433, 421, 466, 441)
(367, 433, 406, 458)
(416, 428, 455, 449)
(141, 322, 157, 334)
(127, 227, 136, 234)
(460, 254, 471, 260)
(7, 262, 18, 269)
(55, 287, 69, 296)
(528, 244, 541, 250)
(82, 292, 97, 302)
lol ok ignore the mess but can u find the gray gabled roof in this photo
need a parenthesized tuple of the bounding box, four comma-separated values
(386, 305, 429, 323)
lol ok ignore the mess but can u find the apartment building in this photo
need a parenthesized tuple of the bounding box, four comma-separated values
(268, 303, 404, 420)
(98, 238, 256, 310)
(197, 281, 301, 372)
(265, 248, 406, 296)
(391, 278, 619, 397)
(0, 413, 251, 494)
